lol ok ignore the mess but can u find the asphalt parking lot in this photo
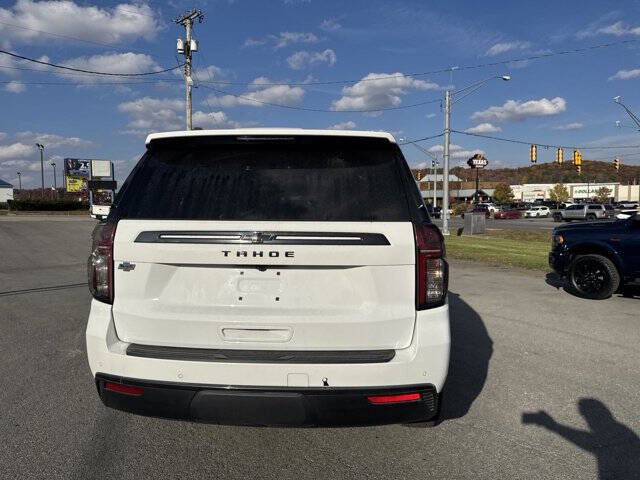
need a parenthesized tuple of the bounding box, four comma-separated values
(1, 216, 638, 480)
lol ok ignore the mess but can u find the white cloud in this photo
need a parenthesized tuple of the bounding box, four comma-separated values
(205, 77, 305, 108)
(465, 123, 501, 134)
(597, 21, 640, 36)
(118, 96, 246, 135)
(425, 113, 436, 119)
(320, 18, 341, 32)
(471, 97, 567, 123)
(287, 49, 336, 70)
(191, 111, 246, 129)
(331, 72, 439, 112)
(51, 52, 161, 84)
(243, 31, 318, 49)
(0, 1, 160, 46)
(14, 131, 92, 148)
(328, 121, 356, 130)
(4, 80, 25, 93)
(609, 68, 640, 80)
(485, 41, 531, 56)
(427, 143, 484, 159)
(0, 142, 34, 160)
(118, 97, 185, 133)
(553, 122, 584, 131)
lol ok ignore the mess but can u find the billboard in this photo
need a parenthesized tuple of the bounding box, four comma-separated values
(64, 158, 90, 193)
(91, 160, 112, 178)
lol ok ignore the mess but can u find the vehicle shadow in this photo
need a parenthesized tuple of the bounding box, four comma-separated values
(441, 292, 493, 421)
(545, 271, 565, 290)
(522, 399, 640, 480)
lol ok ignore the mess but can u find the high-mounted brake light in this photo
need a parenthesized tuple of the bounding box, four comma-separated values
(88, 222, 117, 304)
(104, 382, 143, 396)
(368, 393, 421, 404)
(414, 223, 448, 309)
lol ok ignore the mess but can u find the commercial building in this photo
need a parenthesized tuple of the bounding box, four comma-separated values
(510, 183, 639, 203)
(0, 178, 14, 203)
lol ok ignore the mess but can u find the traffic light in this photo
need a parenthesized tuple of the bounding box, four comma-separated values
(614, 157, 620, 172)
(556, 147, 563, 164)
(576, 164, 582, 175)
(572, 149, 582, 166)
(416, 171, 423, 181)
(530, 144, 537, 164)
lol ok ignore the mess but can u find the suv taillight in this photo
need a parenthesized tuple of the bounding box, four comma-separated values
(88, 222, 116, 304)
(414, 223, 448, 309)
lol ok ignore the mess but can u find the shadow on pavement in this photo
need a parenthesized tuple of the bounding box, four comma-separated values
(522, 399, 640, 480)
(545, 272, 565, 290)
(441, 292, 493, 421)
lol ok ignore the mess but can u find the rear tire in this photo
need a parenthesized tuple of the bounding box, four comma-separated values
(569, 254, 620, 300)
(587, 214, 597, 221)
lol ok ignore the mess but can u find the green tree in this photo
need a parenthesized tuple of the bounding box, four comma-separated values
(594, 186, 611, 203)
(492, 183, 514, 205)
(549, 183, 569, 205)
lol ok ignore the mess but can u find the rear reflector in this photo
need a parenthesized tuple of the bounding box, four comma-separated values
(104, 382, 144, 396)
(367, 393, 421, 404)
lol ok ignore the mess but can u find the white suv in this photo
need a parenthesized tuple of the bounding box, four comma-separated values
(86, 129, 450, 427)
(524, 206, 550, 218)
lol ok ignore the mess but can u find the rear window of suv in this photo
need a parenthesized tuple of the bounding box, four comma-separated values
(113, 135, 414, 222)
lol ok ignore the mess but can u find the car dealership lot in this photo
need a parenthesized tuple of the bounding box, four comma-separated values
(1, 216, 638, 480)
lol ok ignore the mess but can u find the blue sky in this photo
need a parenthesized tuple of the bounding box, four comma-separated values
(1, 0, 640, 187)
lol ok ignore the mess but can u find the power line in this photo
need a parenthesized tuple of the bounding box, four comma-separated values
(0, 50, 183, 76)
(198, 84, 441, 113)
(0, 79, 166, 86)
(180, 37, 640, 87)
(451, 129, 640, 151)
(398, 133, 444, 145)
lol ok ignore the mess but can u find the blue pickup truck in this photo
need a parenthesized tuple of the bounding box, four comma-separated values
(549, 213, 640, 299)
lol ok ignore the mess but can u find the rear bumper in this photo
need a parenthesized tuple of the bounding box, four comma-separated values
(96, 373, 439, 426)
(86, 299, 450, 425)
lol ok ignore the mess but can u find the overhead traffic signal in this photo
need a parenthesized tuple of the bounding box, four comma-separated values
(416, 171, 423, 181)
(614, 157, 620, 172)
(556, 147, 563, 164)
(572, 149, 582, 166)
(576, 164, 582, 175)
(530, 144, 537, 164)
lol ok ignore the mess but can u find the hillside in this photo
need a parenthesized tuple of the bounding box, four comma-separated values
(449, 160, 640, 185)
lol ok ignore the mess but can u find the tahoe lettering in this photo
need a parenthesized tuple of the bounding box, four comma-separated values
(222, 250, 295, 258)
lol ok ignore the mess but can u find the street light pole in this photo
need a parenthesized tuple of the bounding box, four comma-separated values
(35, 143, 45, 196)
(440, 74, 510, 236)
(51, 162, 57, 195)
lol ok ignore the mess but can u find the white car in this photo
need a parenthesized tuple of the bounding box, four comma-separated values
(86, 129, 450, 427)
(524, 206, 551, 218)
(477, 203, 499, 213)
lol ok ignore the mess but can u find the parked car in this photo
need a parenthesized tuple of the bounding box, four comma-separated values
(461, 204, 490, 218)
(618, 201, 639, 209)
(494, 208, 521, 219)
(477, 202, 498, 214)
(86, 128, 450, 427)
(555, 203, 613, 222)
(549, 214, 640, 299)
(524, 206, 551, 218)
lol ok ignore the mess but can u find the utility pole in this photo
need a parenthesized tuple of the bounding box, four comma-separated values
(17, 171, 21, 190)
(176, 10, 204, 130)
(442, 89, 451, 235)
(35, 143, 45, 197)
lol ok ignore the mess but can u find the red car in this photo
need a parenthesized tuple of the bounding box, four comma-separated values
(494, 208, 521, 219)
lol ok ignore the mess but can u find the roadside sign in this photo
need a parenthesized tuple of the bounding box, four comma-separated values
(467, 154, 488, 168)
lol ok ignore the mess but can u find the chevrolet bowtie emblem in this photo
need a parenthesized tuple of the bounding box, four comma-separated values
(240, 232, 275, 244)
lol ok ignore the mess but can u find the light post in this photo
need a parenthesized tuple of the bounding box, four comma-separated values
(441, 74, 510, 235)
(16, 171, 21, 190)
(613, 96, 640, 131)
(50, 162, 57, 198)
(35, 143, 45, 197)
